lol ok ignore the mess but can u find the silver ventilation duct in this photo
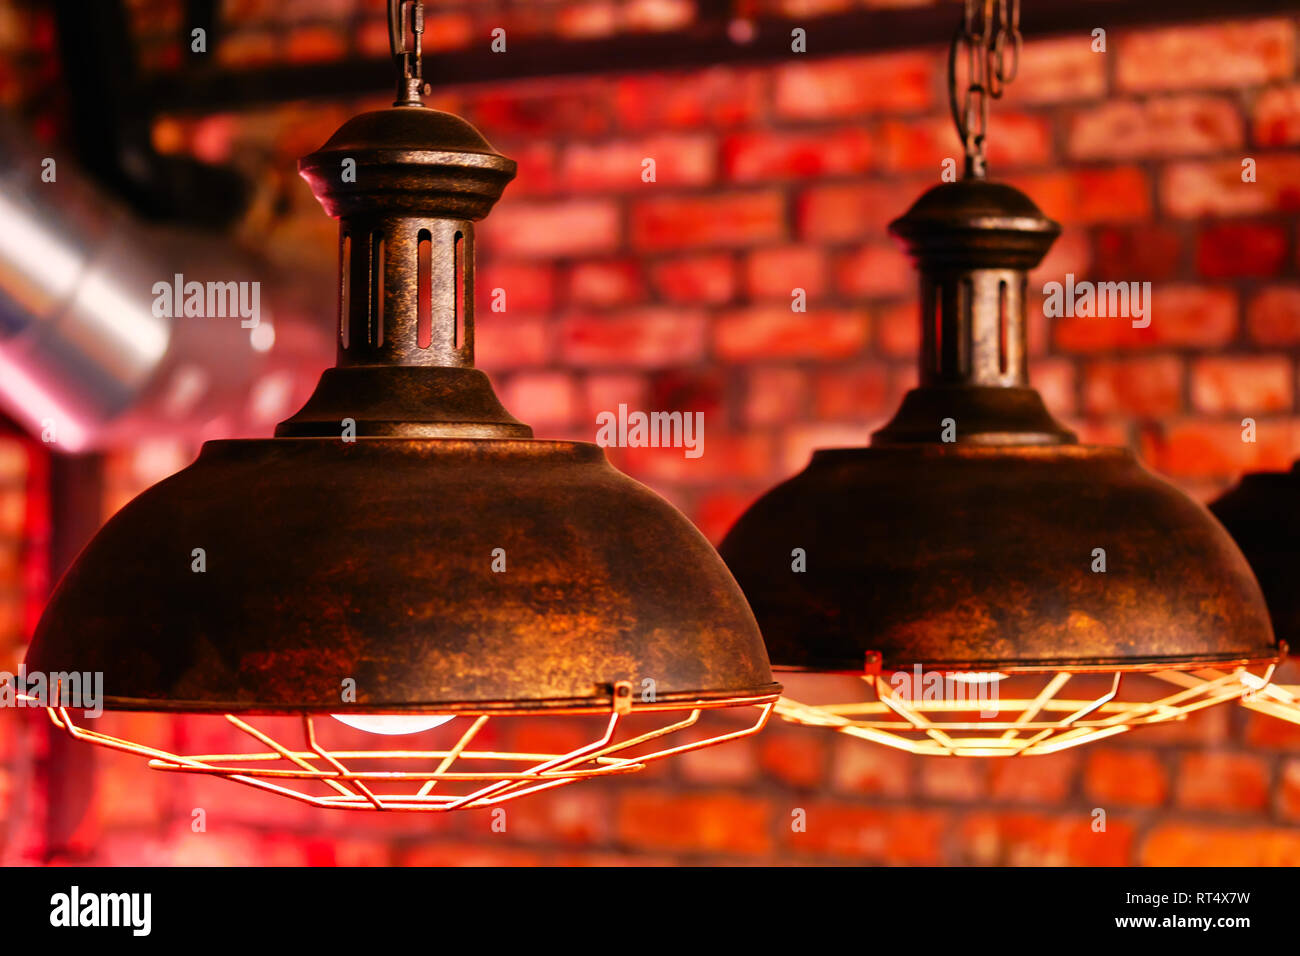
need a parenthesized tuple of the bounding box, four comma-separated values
(0, 115, 333, 450)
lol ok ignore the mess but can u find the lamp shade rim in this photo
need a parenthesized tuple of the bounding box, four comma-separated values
(77, 685, 784, 716)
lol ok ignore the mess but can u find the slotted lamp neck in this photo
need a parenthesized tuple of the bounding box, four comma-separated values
(872, 177, 1076, 447)
(276, 104, 530, 440)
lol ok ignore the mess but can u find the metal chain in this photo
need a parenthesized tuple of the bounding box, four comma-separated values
(389, 0, 426, 106)
(948, 0, 1021, 179)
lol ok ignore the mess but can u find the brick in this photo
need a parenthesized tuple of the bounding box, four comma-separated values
(509, 716, 597, 760)
(875, 299, 920, 358)
(678, 736, 759, 784)
(1084, 749, 1169, 808)
(723, 128, 873, 182)
(715, 307, 867, 361)
(1281, 759, 1300, 821)
(812, 364, 890, 420)
(499, 371, 578, 428)
(791, 803, 947, 863)
(215, 30, 277, 68)
(560, 309, 706, 367)
(476, 261, 556, 313)
(624, 0, 695, 32)
(475, 316, 551, 370)
(1141, 823, 1300, 866)
(399, 843, 548, 867)
(1242, 702, 1300, 750)
(1067, 96, 1243, 159)
(284, 25, 346, 64)
(774, 52, 937, 119)
(757, 728, 827, 788)
(1002, 36, 1107, 105)
(1092, 225, 1184, 281)
(487, 200, 621, 258)
(780, 423, 874, 473)
(1029, 231, 1092, 290)
(1139, 418, 1300, 479)
(1053, 285, 1237, 352)
(745, 366, 809, 426)
(617, 791, 773, 855)
(648, 367, 726, 417)
(1009, 166, 1151, 224)
(834, 242, 914, 299)
(1176, 751, 1271, 812)
(417, 12, 474, 52)
(799, 180, 931, 242)
(957, 812, 1134, 866)
(613, 68, 766, 130)
(560, 134, 716, 190)
(1083, 356, 1185, 417)
(464, 82, 615, 138)
(1033, 358, 1077, 416)
(1191, 356, 1293, 414)
(918, 759, 988, 802)
(566, 259, 645, 307)
(556, 2, 618, 40)
(987, 751, 1080, 804)
(1253, 83, 1300, 146)
(623, 433, 773, 484)
(581, 372, 647, 422)
(1117, 19, 1296, 92)
(879, 113, 1052, 173)
(501, 141, 559, 196)
(1247, 286, 1300, 345)
(828, 734, 912, 797)
(631, 192, 785, 250)
(354, 16, 392, 57)
(745, 246, 827, 301)
(1162, 156, 1300, 218)
(1196, 222, 1289, 278)
(650, 254, 737, 305)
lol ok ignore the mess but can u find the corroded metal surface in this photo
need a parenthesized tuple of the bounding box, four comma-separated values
(29, 437, 776, 711)
(1211, 461, 1300, 654)
(722, 443, 1276, 672)
(722, 177, 1279, 674)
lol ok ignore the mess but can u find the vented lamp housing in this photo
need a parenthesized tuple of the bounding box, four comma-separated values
(720, 178, 1280, 757)
(21, 103, 778, 810)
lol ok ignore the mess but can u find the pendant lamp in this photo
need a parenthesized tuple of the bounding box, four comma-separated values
(15, 0, 778, 811)
(1206, 465, 1300, 724)
(718, 1, 1279, 757)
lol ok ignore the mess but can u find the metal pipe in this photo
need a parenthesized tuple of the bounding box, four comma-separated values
(0, 114, 333, 450)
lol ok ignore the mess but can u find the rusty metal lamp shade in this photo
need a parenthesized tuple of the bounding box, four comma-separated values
(20, 103, 778, 810)
(719, 178, 1280, 757)
(1207, 465, 1300, 724)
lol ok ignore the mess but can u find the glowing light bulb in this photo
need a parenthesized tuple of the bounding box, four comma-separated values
(949, 671, 1008, 684)
(331, 714, 454, 735)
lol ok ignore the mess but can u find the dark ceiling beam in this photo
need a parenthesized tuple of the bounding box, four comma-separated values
(146, 0, 1299, 113)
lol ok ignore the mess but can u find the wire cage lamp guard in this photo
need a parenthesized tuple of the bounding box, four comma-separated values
(773, 664, 1278, 758)
(17, 681, 775, 811)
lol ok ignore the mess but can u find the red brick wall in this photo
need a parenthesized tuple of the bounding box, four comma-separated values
(3, 2, 1300, 864)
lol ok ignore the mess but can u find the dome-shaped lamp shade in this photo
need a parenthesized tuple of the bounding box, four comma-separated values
(720, 179, 1278, 757)
(1209, 464, 1300, 724)
(19, 103, 777, 811)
